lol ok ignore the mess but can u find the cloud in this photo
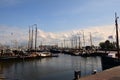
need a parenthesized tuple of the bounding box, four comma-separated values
(79, 25, 116, 46)
(37, 29, 47, 39)
(0, 25, 28, 45)
(0, 24, 117, 47)
(37, 24, 116, 46)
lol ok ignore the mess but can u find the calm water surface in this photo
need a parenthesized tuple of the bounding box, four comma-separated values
(0, 54, 102, 80)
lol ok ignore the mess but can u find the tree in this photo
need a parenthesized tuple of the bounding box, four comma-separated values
(99, 42, 106, 50)
(99, 40, 116, 50)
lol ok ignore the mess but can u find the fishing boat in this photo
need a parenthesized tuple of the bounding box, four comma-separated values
(36, 51, 58, 58)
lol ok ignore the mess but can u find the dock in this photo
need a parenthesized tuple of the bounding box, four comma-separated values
(79, 66, 120, 80)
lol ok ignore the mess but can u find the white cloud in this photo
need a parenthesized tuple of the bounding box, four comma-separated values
(36, 24, 116, 46)
(0, 24, 118, 47)
(0, 25, 28, 45)
(82, 25, 116, 46)
(37, 29, 47, 39)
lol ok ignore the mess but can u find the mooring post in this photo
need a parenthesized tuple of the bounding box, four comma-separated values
(74, 70, 81, 80)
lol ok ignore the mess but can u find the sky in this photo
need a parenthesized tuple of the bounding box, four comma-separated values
(0, 0, 120, 47)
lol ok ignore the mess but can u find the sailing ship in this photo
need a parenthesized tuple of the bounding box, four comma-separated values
(101, 13, 120, 70)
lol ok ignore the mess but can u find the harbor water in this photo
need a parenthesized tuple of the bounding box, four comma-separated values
(0, 54, 102, 80)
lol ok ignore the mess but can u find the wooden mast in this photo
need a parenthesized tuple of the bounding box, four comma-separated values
(31, 26, 33, 50)
(28, 26, 30, 49)
(78, 36, 81, 50)
(28, 26, 31, 50)
(90, 32, 92, 46)
(64, 39, 65, 48)
(35, 24, 37, 51)
(83, 31, 85, 47)
(115, 12, 120, 58)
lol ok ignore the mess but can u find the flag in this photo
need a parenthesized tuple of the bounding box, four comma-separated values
(11, 33, 13, 35)
(108, 35, 113, 39)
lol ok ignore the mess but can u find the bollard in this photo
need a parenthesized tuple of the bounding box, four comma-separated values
(74, 70, 81, 80)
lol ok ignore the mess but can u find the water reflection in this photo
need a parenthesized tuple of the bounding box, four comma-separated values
(0, 54, 102, 80)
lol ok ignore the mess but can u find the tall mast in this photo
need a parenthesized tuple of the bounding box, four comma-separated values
(90, 32, 92, 46)
(64, 39, 65, 48)
(71, 38, 73, 48)
(31, 26, 34, 50)
(115, 12, 120, 58)
(35, 24, 37, 51)
(28, 26, 31, 50)
(78, 36, 81, 50)
(83, 31, 85, 47)
(75, 36, 77, 49)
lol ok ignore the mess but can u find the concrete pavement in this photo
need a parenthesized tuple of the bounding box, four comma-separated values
(79, 66, 120, 80)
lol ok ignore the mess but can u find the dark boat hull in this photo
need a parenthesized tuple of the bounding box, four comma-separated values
(101, 56, 120, 70)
